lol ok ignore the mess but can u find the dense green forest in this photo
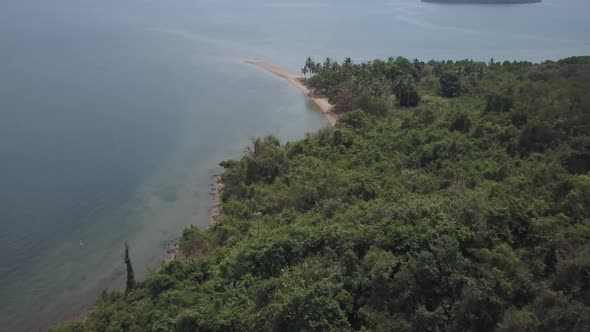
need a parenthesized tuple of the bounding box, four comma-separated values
(55, 56, 590, 331)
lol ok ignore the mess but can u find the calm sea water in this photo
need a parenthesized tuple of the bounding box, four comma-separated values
(0, 0, 588, 330)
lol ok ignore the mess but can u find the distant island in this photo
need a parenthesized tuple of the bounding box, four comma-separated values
(422, 0, 541, 3)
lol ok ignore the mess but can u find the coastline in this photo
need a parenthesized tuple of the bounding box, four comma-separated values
(158, 174, 223, 265)
(159, 59, 331, 266)
(160, 58, 332, 265)
(158, 59, 334, 261)
(57, 59, 330, 328)
(60, 172, 221, 327)
(242, 59, 337, 127)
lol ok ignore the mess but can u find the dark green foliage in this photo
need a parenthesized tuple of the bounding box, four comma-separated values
(340, 109, 369, 129)
(448, 111, 472, 133)
(352, 94, 389, 116)
(518, 124, 559, 153)
(124, 243, 135, 296)
(440, 71, 461, 98)
(146, 274, 177, 298)
(56, 58, 590, 332)
(304, 56, 423, 111)
(393, 74, 421, 107)
(174, 311, 201, 332)
(564, 152, 590, 174)
(245, 136, 288, 184)
(558, 56, 590, 64)
(397, 87, 421, 107)
(511, 110, 528, 128)
(485, 92, 513, 113)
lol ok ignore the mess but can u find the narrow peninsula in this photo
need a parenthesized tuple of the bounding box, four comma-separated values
(242, 59, 337, 126)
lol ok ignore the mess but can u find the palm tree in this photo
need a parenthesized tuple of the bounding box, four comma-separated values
(323, 57, 332, 70)
(331, 61, 339, 72)
(304, 57, 315, 77)
(341, 57, 353, 78)
(301, 66, 308, 78)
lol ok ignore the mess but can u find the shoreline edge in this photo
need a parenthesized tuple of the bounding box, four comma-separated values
(241, 59, 338, 127)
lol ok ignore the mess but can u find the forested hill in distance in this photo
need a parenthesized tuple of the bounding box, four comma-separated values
(54, 56, 590, 331)
(422, 0, 541, 4)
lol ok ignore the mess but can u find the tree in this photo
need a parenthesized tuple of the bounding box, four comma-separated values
(323, 57, 332, 70)
(448, 111, 472, 133)
(388, 56, 419, 81)
(303, 57, 315, 77)
(314, 62, 322, 75)
(352, 94, 389, 116)
(440, 72, 461, 98)
(124, 242, 136, 296)
(394, 75, 421, 107)
(485, 93, 513, 113)
(332, 88, 353, 114)
(301, 66, 308, 78)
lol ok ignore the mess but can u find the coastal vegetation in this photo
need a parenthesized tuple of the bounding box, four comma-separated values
(54, 56, 590, 331)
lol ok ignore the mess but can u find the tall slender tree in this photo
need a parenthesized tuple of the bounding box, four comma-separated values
(394, 74, 420, 107)
(301, 66, 308, 78)
(124, 242, 136, 296)
(304, 57, 315, 76)
(314, 62, 321, 75)
(323, 57, 332, 70)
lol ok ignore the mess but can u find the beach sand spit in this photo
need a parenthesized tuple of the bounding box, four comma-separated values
(242, 59, 337, 126)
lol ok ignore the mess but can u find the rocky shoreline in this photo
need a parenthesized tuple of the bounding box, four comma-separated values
(159, 173, 223, 266)
(161, 238, 179, 265)
(209, 175, 224, 222)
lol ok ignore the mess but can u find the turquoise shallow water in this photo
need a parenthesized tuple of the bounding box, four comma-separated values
(0, 0, 589, 330)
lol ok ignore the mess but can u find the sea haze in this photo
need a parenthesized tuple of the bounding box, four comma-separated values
(0, 0, 589, 330)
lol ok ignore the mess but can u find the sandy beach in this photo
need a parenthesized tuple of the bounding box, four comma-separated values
(242, 59, 337, 126)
